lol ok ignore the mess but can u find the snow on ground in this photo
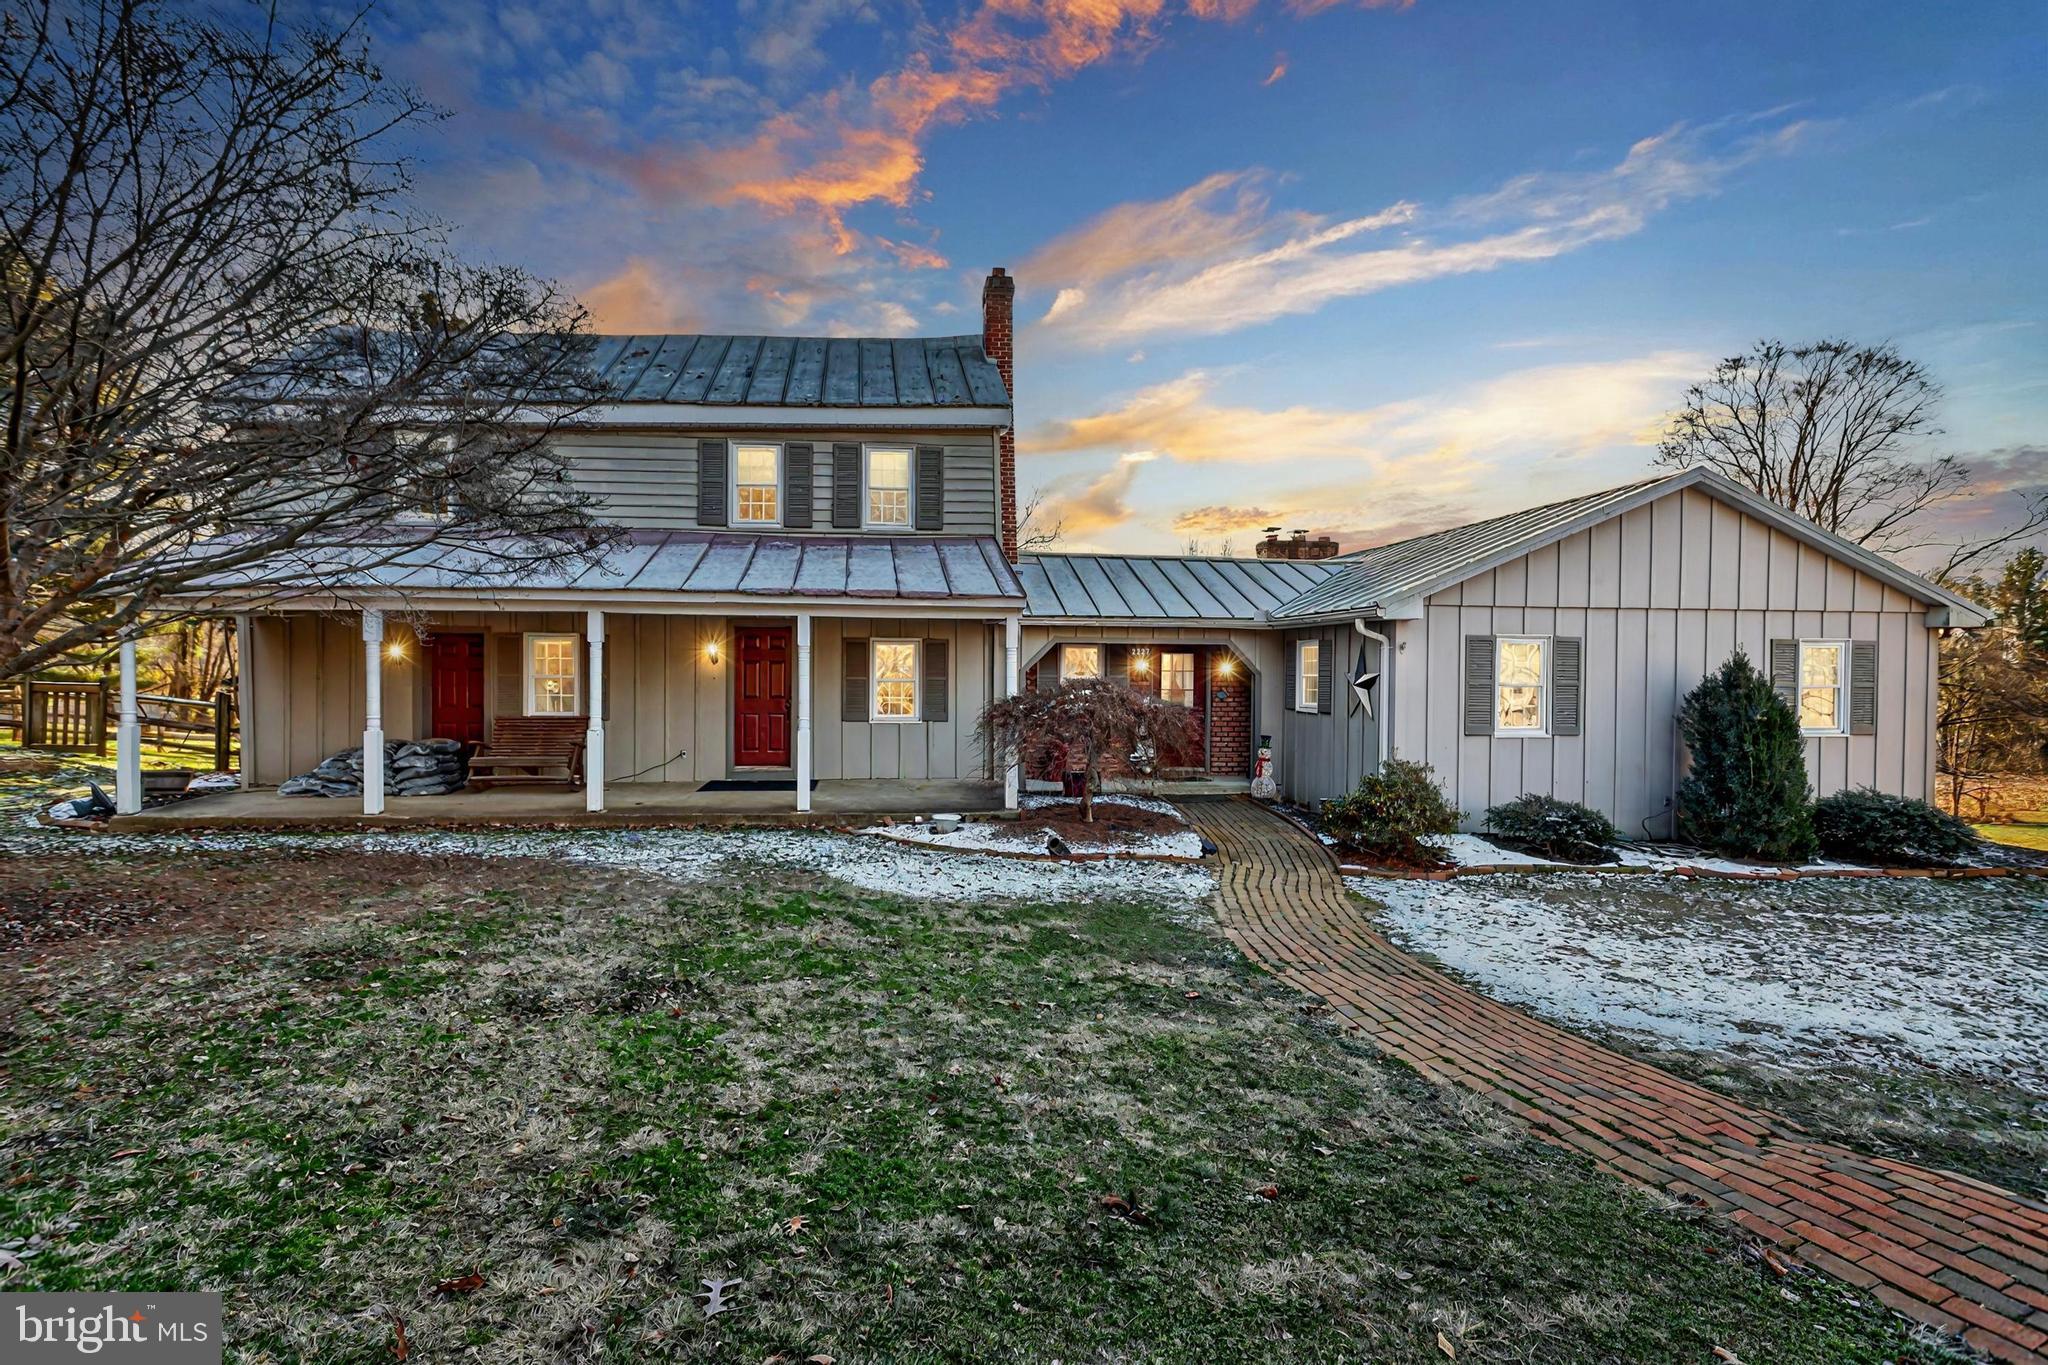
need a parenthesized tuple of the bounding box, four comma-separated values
(1417, 832, 1874, 875)
(862, 795, 1205, 859)
(5, 817, 1214, 906)
(1357, 872, 2048, 1091)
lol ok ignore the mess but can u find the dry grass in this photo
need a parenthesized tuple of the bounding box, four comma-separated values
(0, 843, 1964, 1363)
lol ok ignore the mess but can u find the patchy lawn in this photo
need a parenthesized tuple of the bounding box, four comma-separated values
(1365, 872, 2048, 1201)
(1977, 814, 2048, 853)
(0, 839, 1963, 1363)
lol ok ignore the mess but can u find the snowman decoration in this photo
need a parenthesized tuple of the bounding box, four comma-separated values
(1250, 734, 1277, 800)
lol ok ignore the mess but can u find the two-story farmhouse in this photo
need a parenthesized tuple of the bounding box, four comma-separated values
(148, 267, 1983, 832)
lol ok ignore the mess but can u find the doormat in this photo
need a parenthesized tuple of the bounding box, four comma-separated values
(696, 778, 820, 792)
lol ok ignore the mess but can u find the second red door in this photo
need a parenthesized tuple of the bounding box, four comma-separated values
(734, 626, 792, 767)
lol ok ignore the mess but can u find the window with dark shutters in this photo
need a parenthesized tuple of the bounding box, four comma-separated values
(697, 439, 728, 527)
(831, 444, 861, 528)
(1769, 639, 1799, 711)
(1316, 636, 1333, 715)
(1463, 635, 1495, 736)
(784, 443, 814, 528)
(915, 445, 945, 531)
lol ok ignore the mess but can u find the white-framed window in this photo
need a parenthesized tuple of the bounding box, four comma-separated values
(871, 639, 920, 721)
(1059, 644, 1103, 681)
(1295, 640, 1320, 712)
(1159, 651, 1196, 707)
(1797, 640, 1848, 735)
(1495, 636, 1548, 735)
(732, 442, 781, 525)
(394, 432, 457, 522)
(524, 633, 581, 715)
(865, 445, 913, 529)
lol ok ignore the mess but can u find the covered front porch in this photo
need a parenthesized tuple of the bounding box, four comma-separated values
(107, 777, 1007, 830)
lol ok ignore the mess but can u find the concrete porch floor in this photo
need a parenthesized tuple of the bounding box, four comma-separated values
(110, 779, 1008, 831)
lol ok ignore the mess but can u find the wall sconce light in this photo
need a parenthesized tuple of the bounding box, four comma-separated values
(1215, 655, 1237, 678)
(705, 639, 722, 665)
(1131, 649, 1152, 674)
(384, 640, 407, 661)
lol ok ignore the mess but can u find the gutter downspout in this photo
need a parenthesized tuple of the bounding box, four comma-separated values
(1353, 620, 1391, 774)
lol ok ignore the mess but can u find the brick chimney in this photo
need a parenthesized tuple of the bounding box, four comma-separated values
(982, 267, 1018, 561)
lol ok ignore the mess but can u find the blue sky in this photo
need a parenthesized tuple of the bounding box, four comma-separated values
(366, 0, 2046, 561)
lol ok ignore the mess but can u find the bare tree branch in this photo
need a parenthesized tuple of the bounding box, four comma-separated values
(1656, 338, 2047, 577)
(0, 0, 615, 679)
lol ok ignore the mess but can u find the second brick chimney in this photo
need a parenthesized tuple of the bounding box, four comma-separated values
(982, 267, 1018, 561)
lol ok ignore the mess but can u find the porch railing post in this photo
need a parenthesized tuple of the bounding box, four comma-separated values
(585, 609, 605, 812)
(362, 609, 385, 815)
(795, 612, 813, 813)
(115, 641, 142, 814)
(1003, 615, 1020, 811)
(213, 687, 234, 772)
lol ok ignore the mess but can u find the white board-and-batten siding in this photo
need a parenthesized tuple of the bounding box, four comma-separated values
(247, 611, 999, 787)
(557, 429, 999, 534)
(1386, 486, 1938, 836)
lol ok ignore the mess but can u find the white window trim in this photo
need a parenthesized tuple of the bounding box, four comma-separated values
(1294, 640, 1320, 713)
(522, 632, 582, 717)
(1797, 638, 1850, 737)
(730, 441, 783, 527)
(862, 443, 916, 531)
(1493, 635, 1550, 737)
(1059, 643, 1104, 682)
(869, 637, 921, 723)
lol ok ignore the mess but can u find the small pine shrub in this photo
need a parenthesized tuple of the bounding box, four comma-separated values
(1814, 788, 1977, 867)
(1319, 759, 1462, 867)
(1482, 794, 1622, 863)
(1675, 650, 1818, 862)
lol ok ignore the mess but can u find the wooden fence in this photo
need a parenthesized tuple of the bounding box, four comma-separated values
(1, 679, 237, 770)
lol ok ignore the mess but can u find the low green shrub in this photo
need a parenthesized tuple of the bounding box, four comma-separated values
(1813, 788, 1978, 867)
(1482, 794, 1622, 863)
(1319, 759, 1462, 867)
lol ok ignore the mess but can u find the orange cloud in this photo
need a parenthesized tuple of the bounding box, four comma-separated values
(1262, 53, 1288, 85)
(1172, 504, 1278, 534)
(579, 257, 704, 332)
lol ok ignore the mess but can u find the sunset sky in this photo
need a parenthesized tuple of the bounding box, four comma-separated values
(369, 0, 2045, 562)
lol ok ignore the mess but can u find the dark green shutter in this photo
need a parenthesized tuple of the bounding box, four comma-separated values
(831, 444, 860, 528)
(1769, 639, 1798, 712)
(842, 638, 868, 722)
(922, 638, 949, 721)
(1317, 635, 1333, 715)
(1551, 637, 1582, 737)
(1849, 640, 1877, 736)
(697, 439, 728, 527)
(1463, 635, 1495, 736)
(784, 442, 814, 528)
(915, 445, 945, 531)
(1284, 639, 1296, 710)
(1106, 643, 1129, 684)
(494, 632, 523, 719)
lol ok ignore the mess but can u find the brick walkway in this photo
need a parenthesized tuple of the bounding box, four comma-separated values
(1184, 798, 2048, 1363)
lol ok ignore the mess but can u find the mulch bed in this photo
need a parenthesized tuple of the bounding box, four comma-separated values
(986, 799, 1188, 849)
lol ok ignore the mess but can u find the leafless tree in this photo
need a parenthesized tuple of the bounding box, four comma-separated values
(1, 0, 614, 679)
(1015, 488, 1062, 553)
(1656, 340, 2046, 578)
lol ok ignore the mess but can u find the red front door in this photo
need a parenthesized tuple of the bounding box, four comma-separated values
(734, 626, 792, 767)
(430, 633, 487, 744)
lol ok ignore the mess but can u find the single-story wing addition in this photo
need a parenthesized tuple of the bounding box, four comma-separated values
(133, 268, 1982, 832)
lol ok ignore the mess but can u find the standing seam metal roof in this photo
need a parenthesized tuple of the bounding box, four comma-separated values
(585, 334, 1010, 407)
(1018, 553, 1343, 622)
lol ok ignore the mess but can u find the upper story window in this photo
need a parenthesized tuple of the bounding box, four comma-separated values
(1294, 640, 1320, 712)
(1797, 640, 1847, 735)
(733, 443, 781, 525)
(866, 446, 913, 528)
(1495, 636, 1547, 735)
(1059, 644, 1103, 682)
(524, 633, 581, 715)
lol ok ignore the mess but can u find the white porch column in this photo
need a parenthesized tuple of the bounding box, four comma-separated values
(586, 609, 606, 812)
(1003, 615, 1021, 811)
(794, 612, 813, 813)
(235, 614, 255, 789)
(361, 610, 385, 815)
(115, 638, 142, 815)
